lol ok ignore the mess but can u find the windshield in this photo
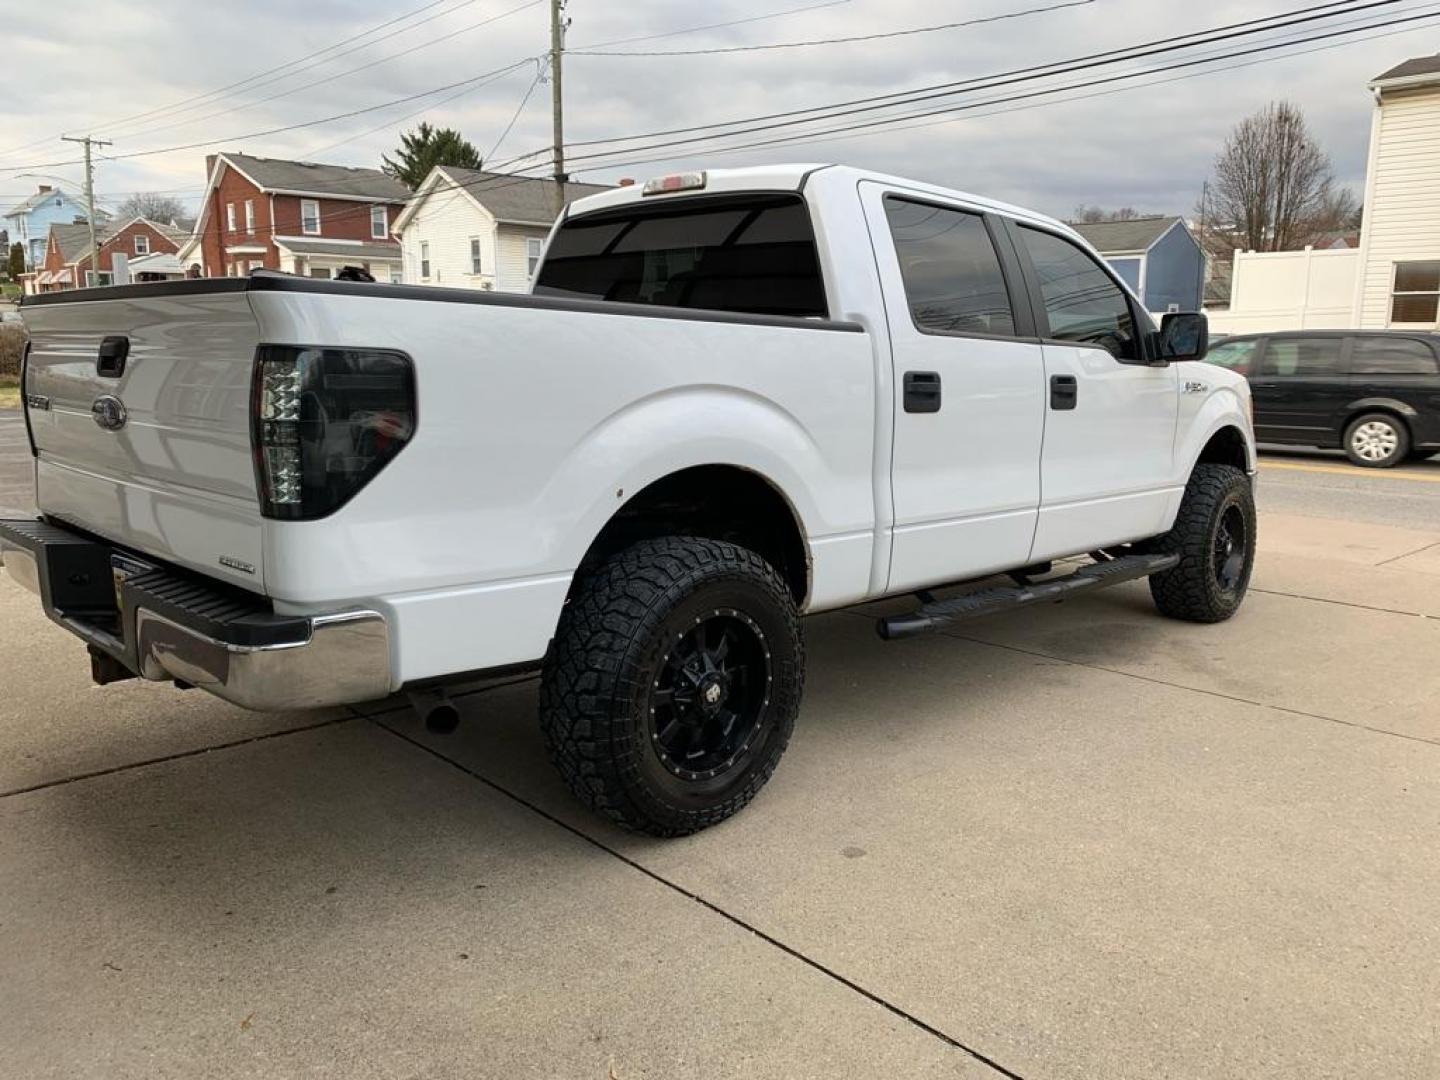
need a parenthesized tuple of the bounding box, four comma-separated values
(534, 193, 828, 320)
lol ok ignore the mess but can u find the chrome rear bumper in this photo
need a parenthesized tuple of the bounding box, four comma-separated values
(1, 518, 393, 712)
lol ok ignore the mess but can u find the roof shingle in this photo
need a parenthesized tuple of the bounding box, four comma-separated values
(1068, 216, 1182, 254)
(437, 167, 611, 225)
(222, 152, 411, 201)
(1373, 54, 1440, 84)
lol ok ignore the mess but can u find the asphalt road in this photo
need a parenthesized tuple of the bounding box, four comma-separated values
(3, 410, 1440, 1078)
(1256, 443, 1440, 530)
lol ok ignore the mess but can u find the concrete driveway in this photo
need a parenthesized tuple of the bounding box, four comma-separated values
(3, 417, 1439, 1078)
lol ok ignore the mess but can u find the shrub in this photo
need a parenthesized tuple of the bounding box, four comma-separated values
(0, 324, 26, 378)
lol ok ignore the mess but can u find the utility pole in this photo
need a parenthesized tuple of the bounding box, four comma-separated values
(61, 135, 111, 287)
(549, 0, 568, 218)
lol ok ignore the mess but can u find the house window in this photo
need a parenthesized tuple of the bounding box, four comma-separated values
(1391, 261, 1440, 324)
(526, 237, 543, 279)
(420, 241, 430, 279)
(470, 237, 482, 275)
(226, 203, 236, 233)
(371, 204, 388, 240)
(390, 266, 403, 284)
(245, 200, 255, 235)
(134, 233, 150, 255)
(301, 199, 321, 235)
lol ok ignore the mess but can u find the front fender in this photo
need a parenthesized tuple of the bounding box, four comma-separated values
(1174, 382, 1256, 480)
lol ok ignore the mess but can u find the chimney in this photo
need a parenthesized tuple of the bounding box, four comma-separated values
(205, 154, 217, 179)
(618, 178, 635, 187)
(38, 185, 52, 194)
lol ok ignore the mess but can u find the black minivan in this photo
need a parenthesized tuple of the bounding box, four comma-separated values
(1205, 331, 1440, 468)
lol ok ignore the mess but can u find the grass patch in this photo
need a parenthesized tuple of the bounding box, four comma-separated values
(0, 374, 19, 410)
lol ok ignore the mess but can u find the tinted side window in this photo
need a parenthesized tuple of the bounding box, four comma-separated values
(1018, 227, 1136, 360)
(883, 198, 1016, 337)
(1350, 337, 1439, 375)
(1262, 338, 1344, 377)
(534, 194, 827, 319)
(1205, 339, 1259, 373)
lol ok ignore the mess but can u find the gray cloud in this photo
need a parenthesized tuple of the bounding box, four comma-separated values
(0, 0, 1430, 222)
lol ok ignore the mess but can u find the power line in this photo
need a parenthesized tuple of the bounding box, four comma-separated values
(553, 0, 1402, 165)
(95, 0, 494, 139)
(486, 64, 546, 160)
(559, 0, 1376, 151)
(571, 0, 1097, 56)
(103, 0, 544, 144)
(1, 59, 540, 175)
(0, 0, 480, 163)
(571, 0, 854, 50)
(560, 5, 1439, 170)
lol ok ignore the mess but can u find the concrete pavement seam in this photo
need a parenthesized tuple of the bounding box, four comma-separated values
(0, 712, 357, 800)
(932, 628, 1440, 751)
(367, 714, 1028, 1080)
(1374, 540, 1440, 567)
(1248, 586, 1437, 620)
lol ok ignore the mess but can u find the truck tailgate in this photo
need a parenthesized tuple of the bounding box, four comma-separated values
(22, 289, 267, 591)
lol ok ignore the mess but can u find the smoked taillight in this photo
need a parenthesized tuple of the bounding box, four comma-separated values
(251, 345, 415, 520)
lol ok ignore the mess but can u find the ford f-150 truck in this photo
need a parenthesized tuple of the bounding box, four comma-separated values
(1, 164, 1256, 836)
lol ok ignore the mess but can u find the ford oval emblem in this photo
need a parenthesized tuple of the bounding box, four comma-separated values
(91, 395, 128, 431)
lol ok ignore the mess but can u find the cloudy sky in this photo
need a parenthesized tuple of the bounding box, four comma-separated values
(0, 0, 1435, 221)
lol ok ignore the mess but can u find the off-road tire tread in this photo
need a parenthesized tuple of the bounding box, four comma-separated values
(539, 536, 803, 837)
(1148, 463, 1254, 624)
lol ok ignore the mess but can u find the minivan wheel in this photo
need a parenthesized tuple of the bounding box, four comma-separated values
(540, 536, 803, 837)
(1344, 413, 1409, 468)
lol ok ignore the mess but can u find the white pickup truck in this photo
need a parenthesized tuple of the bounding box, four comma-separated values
(2, 164, 1256, 835)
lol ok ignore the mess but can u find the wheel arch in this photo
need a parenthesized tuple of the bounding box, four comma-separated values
(570, 464, 811, 605)
(1343, 399, 1417, 438)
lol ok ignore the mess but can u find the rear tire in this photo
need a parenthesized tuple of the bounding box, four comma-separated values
(1343, 412, 1409, 468)
(1148, 464, 1256, 623)
(540, 536, 803, 837)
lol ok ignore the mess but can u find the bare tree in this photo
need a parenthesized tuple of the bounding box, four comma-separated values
(1201, 101, 1356, 259)
(1072, 204, 1145, 223)
(112, 192, 188, 225)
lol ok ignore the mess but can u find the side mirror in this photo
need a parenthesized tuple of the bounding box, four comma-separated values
(1157, 311, 1209, 363)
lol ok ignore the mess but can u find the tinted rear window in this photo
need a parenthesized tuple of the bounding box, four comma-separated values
(1350, 336, 1439, 375)
(534, 194, 828, 319)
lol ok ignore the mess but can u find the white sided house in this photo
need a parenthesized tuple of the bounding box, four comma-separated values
(1210, 53, 1440, 334)
(393, 167, 609, 291)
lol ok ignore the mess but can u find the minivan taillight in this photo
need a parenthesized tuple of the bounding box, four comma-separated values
(251, 345, 415, 520)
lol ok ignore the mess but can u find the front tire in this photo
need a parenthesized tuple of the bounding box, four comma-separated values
(540, 537, 803, 837)
(1344, 412, 1409, 468)
(1148, 463, 1256, 623)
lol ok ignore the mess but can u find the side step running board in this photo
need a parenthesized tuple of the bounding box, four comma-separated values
(877, 552, 1179, 641)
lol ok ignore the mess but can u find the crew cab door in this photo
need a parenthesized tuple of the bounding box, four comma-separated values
(860, 184, 1046, 592)
(1005, 223, 1179, 561)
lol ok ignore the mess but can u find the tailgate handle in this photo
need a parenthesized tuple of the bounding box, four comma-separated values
(97, 336, 129, 378)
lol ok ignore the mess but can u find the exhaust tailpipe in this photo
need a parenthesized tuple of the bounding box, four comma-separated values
(408, 688, 461, 734)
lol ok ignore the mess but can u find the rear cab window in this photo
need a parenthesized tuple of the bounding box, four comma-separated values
(533, 193, 828, 320)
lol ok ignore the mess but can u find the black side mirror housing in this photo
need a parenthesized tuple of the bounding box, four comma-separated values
(1156, 312, 1209, 364)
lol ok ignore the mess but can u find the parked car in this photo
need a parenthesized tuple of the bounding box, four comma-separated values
(1205, 330, 1440, 467)
(1, 164, 1256, 836)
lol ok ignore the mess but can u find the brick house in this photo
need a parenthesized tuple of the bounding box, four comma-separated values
(187, 152, 409, 281)
(28, 217, 186, 292)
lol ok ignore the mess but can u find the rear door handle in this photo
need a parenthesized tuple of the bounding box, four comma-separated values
(903, 371, 942, 413)
(97, 336, 129, 378)
(1050, 374, 1077, 410)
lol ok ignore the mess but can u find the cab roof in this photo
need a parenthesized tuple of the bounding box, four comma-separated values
(563, 163, 1074, 238)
